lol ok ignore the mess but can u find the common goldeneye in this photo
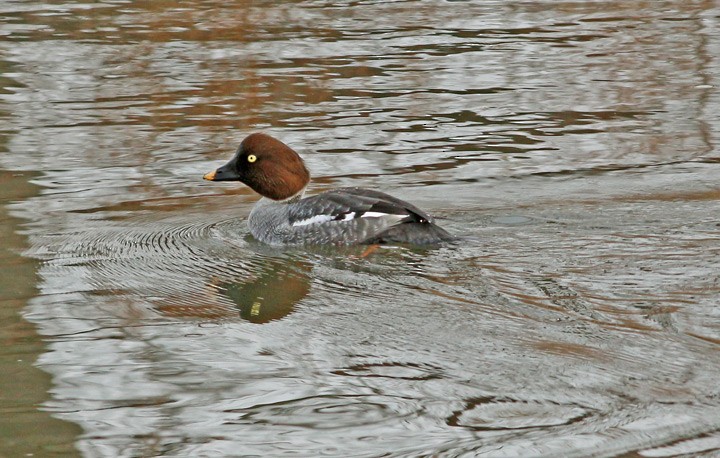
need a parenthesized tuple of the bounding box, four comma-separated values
(203, 133, 453, 246)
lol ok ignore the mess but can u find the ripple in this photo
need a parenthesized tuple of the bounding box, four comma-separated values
(332, 361, 443, 381)
(640, 433, 720, 457)
(229, 394, 419, 430)
(447, 397, 591, 431)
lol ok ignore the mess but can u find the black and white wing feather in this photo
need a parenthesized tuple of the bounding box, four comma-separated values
(286, 187, 451, 245)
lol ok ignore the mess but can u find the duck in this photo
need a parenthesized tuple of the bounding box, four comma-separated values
(203, 133, 454, 246)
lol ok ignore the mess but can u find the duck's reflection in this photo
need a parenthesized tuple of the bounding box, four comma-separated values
(154, 257, 311, 324)
(215, 259, 311, 323)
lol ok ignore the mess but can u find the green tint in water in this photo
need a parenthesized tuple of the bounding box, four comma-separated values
(0, 171, 80, 457)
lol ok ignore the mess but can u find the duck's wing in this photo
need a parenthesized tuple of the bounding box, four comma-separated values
(288, 187, 431, 226)
(286, 187, 436, 244)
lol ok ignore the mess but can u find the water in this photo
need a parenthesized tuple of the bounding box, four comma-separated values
(2, 1, 720, 456)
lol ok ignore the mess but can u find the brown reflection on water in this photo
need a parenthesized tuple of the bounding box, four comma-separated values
(532, 340, 609, 362)
(613, 187, 720, 203)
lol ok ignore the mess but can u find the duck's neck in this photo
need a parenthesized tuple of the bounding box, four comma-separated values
(255, 186, 306, 207)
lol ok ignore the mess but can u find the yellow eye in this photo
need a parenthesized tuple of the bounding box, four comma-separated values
(247, 154, 257, 163)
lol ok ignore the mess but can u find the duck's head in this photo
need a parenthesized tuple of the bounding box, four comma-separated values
(204, 133, 310, 200)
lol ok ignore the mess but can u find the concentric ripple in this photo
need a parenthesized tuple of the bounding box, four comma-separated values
(28, 213, 311, 322)
(446, 397, 591, 431)
(231, 393, 420, 430)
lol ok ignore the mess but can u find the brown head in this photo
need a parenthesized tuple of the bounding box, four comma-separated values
(203, 133, 310, 200)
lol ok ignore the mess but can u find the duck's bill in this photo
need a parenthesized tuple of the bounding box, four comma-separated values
(203, 162, 239, 181)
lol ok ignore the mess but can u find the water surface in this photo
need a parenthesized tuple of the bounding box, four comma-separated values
(1, 1, 720, 456)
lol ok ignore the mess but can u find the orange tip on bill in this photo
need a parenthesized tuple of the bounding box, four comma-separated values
(203, 171, 216, 181)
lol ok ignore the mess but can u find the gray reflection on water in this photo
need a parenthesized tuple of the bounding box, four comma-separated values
(2, 0, 720, 457)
